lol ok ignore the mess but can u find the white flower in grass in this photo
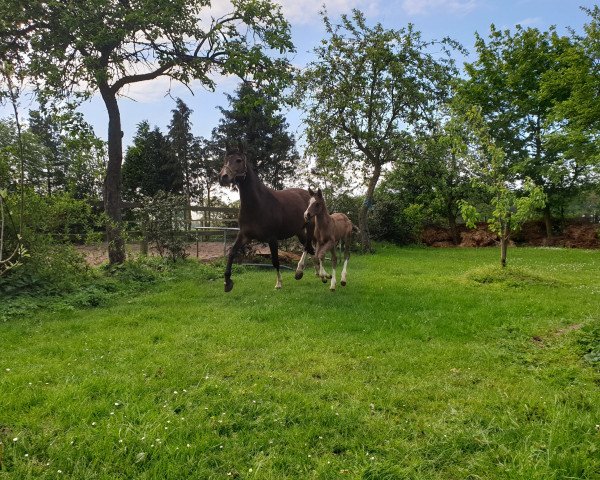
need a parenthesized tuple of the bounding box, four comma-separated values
(91, 422, 96, 426)
(13, 437, 18, 442)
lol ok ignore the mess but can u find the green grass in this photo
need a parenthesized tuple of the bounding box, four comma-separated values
(1, 246, 599, 479)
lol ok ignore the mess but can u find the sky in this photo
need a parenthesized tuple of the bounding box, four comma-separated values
(4, 0, 597, 151)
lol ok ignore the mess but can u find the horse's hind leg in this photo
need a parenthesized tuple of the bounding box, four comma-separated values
(341, 238, 350, 287)
(268, 239, 282, 289)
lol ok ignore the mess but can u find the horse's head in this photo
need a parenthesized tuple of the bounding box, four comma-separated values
(304, 188, 325, 222)
(219, 144, 248, 187)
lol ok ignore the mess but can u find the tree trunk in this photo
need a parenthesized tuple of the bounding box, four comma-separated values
(543, 205, 552, 239)
(447, 203, 459, 245)
(100, 85, 126, 264)
(358, 163, 382, 253)
(500, 214, 511, 268)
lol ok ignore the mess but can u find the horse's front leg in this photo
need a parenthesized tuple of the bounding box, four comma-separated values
(294, 250, 307, 280)
(224, 233, 247, 292)
(316, 245, 328, 283)
(329, 245, 338, 291)
(268, 239, 282, 289)
(341, 238, 350, 287)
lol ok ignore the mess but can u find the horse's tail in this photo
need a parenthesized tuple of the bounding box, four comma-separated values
(352, 224, 360, 235)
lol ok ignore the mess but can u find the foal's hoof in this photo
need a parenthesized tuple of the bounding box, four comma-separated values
(224, 278, 234, 293)
(295, 271, 304, 280)
(341, 280, 346, 287)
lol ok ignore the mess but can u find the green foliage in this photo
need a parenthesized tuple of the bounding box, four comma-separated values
(369, 196, 421, 244)
(138, 192, 189, 262)
(579, 322, 600, 368)
(458, 22, 599, 232)
(297, 9, 460, 250)
(0, 238, 89, 295)
(8, 189, 98, 243)
(1, 0, 296, 264)
(122, 121, 180, 200)
(463, 264, 560, 287)
(0, 190, 101, 292)
(212, 83, 299, 189)
(457, 107, 547, 265)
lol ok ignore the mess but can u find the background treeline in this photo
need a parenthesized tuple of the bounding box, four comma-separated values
(1, 2, 599, 292)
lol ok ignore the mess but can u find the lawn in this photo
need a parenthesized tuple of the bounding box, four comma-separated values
(1, 246, 599, 479)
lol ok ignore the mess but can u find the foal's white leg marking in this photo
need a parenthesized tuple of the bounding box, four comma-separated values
(330, 267, 336, 291)
(275, 270, 282, 289)
(340, 258, 349, 286)
(319, 260, 328, 282)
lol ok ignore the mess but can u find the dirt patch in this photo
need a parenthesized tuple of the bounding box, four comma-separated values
(554, 323, 584, 337)
(76, 242, 229, 266)
(76, 242, 302, 267)
(421, 220, 599, 249)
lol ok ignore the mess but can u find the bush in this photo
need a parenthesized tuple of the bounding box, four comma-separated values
(8, 189, 99, 244)
(137, 192, 190, 261)
(0, 190, 100, 294)
(0, 236, 90, 295)
(369, 196, 421, 244)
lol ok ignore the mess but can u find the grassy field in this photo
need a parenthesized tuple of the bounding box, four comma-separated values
(1, 246, 599, 479)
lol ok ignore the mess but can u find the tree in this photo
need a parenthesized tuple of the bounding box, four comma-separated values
(540, 6, 600, 213)
(459, 108, 546, 267)
(297, 9, 459, 251)
(28, 109, 63, 196)
(213, 83, 299, 189)
(197, 137, 226, 216)
(1, 0, 295, 264)
(27, 106, 106, 199)
(168, 98, 199, 226)
(458, 24, 588, 238)
(122, 121, 177, 199)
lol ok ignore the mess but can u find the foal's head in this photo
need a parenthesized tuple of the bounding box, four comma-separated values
(304, 188, 326, 222)
(219, 145, 248, 187)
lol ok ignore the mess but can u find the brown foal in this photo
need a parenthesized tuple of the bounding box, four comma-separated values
(303, 188, 355, 291)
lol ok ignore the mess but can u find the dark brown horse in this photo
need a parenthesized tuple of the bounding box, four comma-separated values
(218, 145, 315, 292)
(304, 188, 355, 291)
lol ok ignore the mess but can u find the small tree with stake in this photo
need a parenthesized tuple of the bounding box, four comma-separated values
(459, 107, 546, 267)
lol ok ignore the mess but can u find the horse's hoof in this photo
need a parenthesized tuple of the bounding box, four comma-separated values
(295, 271, 304, 280)
(275, 284, 282, 290)
(341, 281, 346, 287)
(321, 278, 327, 284)
(224, 279, 234, 292)
(330, 287, 336, 292)
(326, 274, 332, 280)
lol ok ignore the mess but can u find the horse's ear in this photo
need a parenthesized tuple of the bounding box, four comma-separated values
(308, 187, 314, 196)
(317, 188, 322, 197)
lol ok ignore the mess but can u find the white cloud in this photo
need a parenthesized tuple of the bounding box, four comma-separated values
(515, 17, 540, 27)
(276, 0, 380, 24)
(401, 0, 478, 16)
(118, 72, 238, 103)
(205, 0, 381, 26)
